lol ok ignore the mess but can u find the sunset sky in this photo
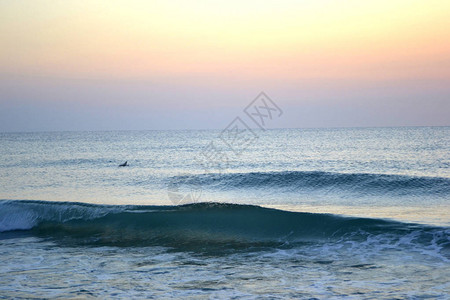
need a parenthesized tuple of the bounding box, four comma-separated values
(1, 0, 449, 131)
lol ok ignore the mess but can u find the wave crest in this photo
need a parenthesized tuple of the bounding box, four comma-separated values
(171, 171, 450, 196)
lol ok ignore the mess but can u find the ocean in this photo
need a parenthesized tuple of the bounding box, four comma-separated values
(0, 127, 449, 298)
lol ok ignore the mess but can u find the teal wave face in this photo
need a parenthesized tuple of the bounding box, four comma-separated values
(1, 201, 448, 255)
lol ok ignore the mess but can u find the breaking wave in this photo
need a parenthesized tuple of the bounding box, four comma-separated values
(0, 200, 448, 258)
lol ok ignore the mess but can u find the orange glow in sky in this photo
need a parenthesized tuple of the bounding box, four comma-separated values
(1, 0, 449, 81)
(1, 0, 449, 131)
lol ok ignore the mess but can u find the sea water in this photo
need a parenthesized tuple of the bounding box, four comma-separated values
(0, 127, 449, 298)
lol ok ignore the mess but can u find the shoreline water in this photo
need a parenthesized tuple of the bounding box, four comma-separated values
(1, 127, 449, 298)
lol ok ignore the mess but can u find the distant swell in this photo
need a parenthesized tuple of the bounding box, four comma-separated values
(1, 200, 448, 256)
(171, 171, 450, 197)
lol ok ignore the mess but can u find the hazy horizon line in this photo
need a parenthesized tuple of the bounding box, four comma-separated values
(1, 125, 449, 134)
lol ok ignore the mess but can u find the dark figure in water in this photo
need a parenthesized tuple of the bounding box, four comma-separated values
(119, 161, 128, 167)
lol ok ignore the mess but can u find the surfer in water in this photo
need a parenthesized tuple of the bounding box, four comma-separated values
(119, 161, 128, 167)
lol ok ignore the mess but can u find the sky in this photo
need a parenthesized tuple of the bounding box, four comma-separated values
(0, 0, 449, 131)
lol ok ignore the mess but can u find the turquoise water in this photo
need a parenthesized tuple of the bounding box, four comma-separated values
(0, 127, 449, 298)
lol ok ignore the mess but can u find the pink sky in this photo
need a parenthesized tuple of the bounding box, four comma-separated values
(1, 0, 449, 131)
